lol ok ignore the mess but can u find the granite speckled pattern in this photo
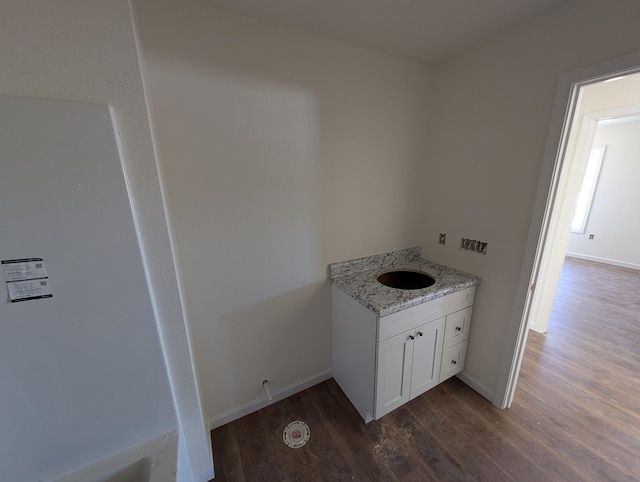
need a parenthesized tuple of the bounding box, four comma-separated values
(329, 247, 481, 317)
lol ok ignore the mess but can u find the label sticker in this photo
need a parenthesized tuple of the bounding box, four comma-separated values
(2, 258, 52, 303)
(2, 258, 48, 282)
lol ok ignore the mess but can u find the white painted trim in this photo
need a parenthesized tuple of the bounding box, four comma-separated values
(128, 2, 214, 479)
(493, 64, 579, 408)
(598, 112, 640, 126)
(209, 370, 333, 429)
(495, 51, 640, 410)
(588, 103, 640, 122)
(526, 110, 601, 335)
(455, 372, 495, 402)
(565, 252, 640, 271)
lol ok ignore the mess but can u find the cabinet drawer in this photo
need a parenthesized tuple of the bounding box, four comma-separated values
(439, 341, 468, 383)
(378, 287, 475, 341)
(443, 306, 473, 350)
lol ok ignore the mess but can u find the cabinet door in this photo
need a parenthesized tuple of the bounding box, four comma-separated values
(375, 331, 415, 419)
(410, 317, 445, 400)
(440, 341, 468, 383)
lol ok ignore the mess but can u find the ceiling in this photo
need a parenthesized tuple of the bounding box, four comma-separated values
(206, 0, 570, 63)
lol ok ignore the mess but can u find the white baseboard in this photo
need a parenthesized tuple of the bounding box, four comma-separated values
(566, 252, 640, 270)
(209, 370, 333, 430)
(456, 371, 495, 404)
(528, 321, 546, 334)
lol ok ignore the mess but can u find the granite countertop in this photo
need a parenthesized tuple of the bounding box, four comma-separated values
(329, 247, 481, 317)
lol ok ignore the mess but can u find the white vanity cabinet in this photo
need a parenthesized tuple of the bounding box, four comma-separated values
(332, 285, 475, 423)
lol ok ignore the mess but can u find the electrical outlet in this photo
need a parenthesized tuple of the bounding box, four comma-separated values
(588, 234, 595, 240)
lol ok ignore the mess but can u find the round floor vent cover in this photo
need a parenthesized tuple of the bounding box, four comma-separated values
(282, 420, 310, 448)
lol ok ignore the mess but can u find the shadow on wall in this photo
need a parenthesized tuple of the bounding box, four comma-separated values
(150, 62, 329, 422)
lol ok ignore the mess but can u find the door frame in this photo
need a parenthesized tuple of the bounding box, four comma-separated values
(529, 102, 640, 334)
(494, 51, 640, 409)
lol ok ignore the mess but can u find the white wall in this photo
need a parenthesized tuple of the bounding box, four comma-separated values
(422, 0, 640, 399)
(566, 119, 640, 268)
(0, 1, 211, 480)
(133, 0, 431, 425)
(579, 71, 640, 113)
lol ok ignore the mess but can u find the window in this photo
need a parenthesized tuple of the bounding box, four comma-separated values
(571, 145, 605, 233)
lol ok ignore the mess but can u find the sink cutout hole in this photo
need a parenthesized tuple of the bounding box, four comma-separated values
(377, 270, 435, 290)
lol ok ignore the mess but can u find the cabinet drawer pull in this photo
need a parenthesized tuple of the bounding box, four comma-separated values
(417, 331, 423, 337)
(455, 326, 462, 332)
(451, 360, 457, 365)
(409, 335, 415, 340)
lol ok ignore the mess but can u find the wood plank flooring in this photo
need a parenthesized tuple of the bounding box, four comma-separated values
(210, 257, 640, 481)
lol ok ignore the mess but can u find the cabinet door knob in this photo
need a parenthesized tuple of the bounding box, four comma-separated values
(451, 360, 457, 365)
(455, 326, 462, 332)
(417, 331, 423, 337)
(409, 335, 415, 340)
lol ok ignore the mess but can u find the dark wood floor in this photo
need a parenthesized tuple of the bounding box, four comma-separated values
(210, 257, 640, 481)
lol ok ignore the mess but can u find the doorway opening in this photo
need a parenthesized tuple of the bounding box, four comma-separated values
(528, 73, 640, 335)
(495, 51, 640, 409)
